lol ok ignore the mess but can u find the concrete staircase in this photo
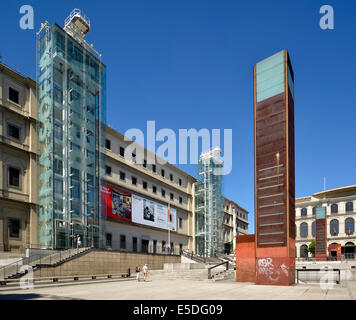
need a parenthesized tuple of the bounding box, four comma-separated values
(147, 263, 235, 282)
(0, 247, 91, 280)
(210, 269, 235, 282)
(148, 268, 210, 281)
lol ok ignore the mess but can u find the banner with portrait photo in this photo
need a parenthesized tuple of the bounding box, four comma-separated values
(100, 185, 132, 222)
(132, 194, 176, 231)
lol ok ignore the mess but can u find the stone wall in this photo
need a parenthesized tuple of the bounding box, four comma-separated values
(32, 249, 181, 278)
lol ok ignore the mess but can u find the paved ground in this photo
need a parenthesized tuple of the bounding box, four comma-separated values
(0, 278, 355, 300)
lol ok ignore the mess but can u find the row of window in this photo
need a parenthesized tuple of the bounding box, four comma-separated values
(6, 123, 21, 140)
(105, 140, 183, 187)
(298, 218, 355, 238)
(8, 218, 20, 238)
(237, 221, 248, 230)
(224, 204, 248, 220)
(7, 167, 21, 188)
(300, 202, 354, 216)
(8, 87, 19, 104)
(105, 233, 183, 253)
(106, 165, 183, 204)
(238, 212, 247, 220)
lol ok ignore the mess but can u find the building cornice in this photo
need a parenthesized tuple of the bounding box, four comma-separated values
(0, 63, 36, 89)
(105, 125, 198, 183)
(105, 149, 194, 197)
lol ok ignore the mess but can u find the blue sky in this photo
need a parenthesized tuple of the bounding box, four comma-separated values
(1, 0, 356, 234)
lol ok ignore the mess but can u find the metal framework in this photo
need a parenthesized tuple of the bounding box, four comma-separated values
(195, 148, 224, 257)
(63, 9, 101, 58)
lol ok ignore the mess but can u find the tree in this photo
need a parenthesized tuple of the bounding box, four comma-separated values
(308, 240, 315, 256)
(224, 241, 232, 254)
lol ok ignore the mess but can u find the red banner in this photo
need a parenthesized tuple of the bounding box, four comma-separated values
(101, 185, 132, 222)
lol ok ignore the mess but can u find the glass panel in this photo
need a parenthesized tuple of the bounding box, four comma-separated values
(256, 50, 285, 102)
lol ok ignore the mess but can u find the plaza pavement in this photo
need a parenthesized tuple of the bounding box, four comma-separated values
(0, 278, 355, 300)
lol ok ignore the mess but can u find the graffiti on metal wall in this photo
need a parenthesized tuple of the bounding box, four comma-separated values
(257, 258, 289, 282)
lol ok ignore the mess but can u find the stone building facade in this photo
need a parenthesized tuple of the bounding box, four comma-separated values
(0, 63, 38, 252)
(295, 185, 356, 259)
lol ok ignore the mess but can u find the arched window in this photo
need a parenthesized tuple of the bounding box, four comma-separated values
(300, 244, 308, 258)
(312, 221, 315, 237)
(331, 204, 338, 214)
(345, 218, 355, 235)
(300, 222, 308, 238)
(312, 207, 316, 215)
(346, 202, 353, 212)
(301, 208, 307, 216)
(330, 219, 339, 236)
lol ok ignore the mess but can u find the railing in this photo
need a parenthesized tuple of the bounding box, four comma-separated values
(342, 253, 355, 260)
(296, 257, 338, 262)
(296, 254, 356, 262)
(296, 268, 341, 284)
(180, 250, 219, 264)
(208, 261, 229, 279)
(0, 247, 90, 281)
(181, 250, 206, 263)
(0, 272, 133, 288)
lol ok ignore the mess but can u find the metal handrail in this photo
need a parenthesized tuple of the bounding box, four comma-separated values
(296, 268, 341, 284)
(296, 254, 356, 262)
(208, 261, 229, 279)
(181, 250, 209, 263)
(0, 247, 90, 280)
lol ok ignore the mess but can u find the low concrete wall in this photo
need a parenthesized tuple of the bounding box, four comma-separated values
(0, 258, 23, 267)
(0, 252, 23, 259)
(296, 261, 356, 282)
(32, 249, 181, 278)
(26, 248, 60, 258)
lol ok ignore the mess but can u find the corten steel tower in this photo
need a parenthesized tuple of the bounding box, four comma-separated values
(254, 50, 295, 285)
(36, 9, 106, 249)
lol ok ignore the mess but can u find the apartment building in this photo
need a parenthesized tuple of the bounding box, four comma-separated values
(103, 126, 197, 254)
(0, 63, 38, 252)
(295, 185, 356, 259)
(223, 198, 249, 250)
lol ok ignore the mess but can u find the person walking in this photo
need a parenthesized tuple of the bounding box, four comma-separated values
(77, 235, 81, 248)
(143, 264, 149, 282)
(73, 234, 77, 248)
(135, 265, 141, 282)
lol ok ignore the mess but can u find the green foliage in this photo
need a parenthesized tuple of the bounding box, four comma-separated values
(308, 240, 315, 255)
(224, 241, 232, 254)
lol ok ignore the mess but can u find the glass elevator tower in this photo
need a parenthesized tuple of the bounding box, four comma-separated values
(37, 9, 106, 249)
(194, 148, 224, 257)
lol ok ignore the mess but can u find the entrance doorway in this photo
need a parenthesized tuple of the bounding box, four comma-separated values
(141, 240, 149, 253)
(342, 242, 355, 259)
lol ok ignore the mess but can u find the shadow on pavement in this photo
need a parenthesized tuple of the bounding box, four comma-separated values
(0, 293, 42, 300)
(0, 292, 81, 300)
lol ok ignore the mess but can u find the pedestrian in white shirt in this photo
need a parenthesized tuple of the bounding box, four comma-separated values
(143, 264, 149, 282)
